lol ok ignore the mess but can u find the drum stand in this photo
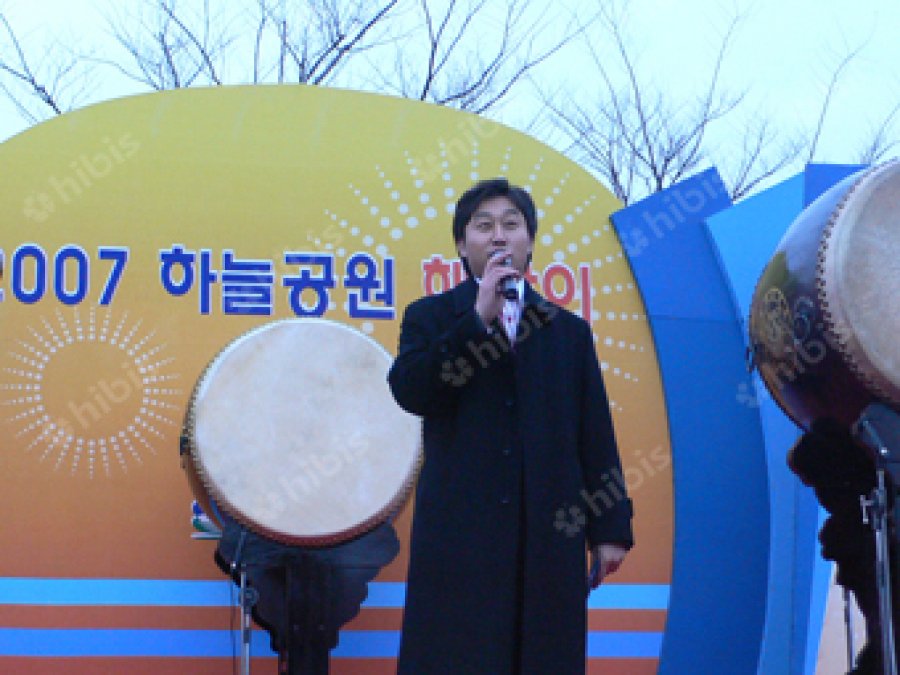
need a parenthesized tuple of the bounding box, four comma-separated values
(214, 515, 399, 675)
(231, 529, 259, 675)
(854, 403, 900, 675)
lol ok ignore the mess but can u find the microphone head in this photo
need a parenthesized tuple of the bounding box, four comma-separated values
(501, 276, 519, 300)
(489, 249, 518, 299)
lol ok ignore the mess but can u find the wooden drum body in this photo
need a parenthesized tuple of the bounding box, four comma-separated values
(749, 160, 900, 430)
(181, 319, 421, 546)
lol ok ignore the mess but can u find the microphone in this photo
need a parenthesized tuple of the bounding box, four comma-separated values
(490, 250, 519, 301)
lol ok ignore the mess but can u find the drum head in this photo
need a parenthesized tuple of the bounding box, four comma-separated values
(187, 319, 421, 546)
(820, 159, 900, 406)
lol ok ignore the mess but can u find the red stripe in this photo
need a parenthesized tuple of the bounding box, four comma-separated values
(0, 657, 278, 674)
(0, 606, 407, 631)
(1, 605, 663, 632)
(342, 608, 404, 631)
(0, 657, 657, 674)
(587, 658, 659, 674)
(588, 609, 667, 631)
(0, 605, 235, 630)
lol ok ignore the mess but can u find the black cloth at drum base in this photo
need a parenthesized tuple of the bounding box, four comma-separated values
(789, 422, 898, 675)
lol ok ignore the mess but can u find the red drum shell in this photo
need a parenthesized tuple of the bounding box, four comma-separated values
(749, 160, 900, 430)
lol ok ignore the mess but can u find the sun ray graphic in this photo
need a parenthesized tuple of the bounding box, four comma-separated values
(297, 138, 652, 413)
(2, 308, 182, 478)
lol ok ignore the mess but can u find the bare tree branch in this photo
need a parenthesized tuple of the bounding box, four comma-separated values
(857, 101, 900, 165)
(311, 1, 400, 85)
(159, 0, 222, 85)
(725, 119, 804, 200)
(806, 46, 863, 163)
(390, 0, 591, 114)
(541, 4, 807, 203)
(252, 0, 267, 83)
(0, 13, 65, 115)
(104, 0, 235, 90)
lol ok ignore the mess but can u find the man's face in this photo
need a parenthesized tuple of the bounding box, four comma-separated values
(456, 195, 533, 279)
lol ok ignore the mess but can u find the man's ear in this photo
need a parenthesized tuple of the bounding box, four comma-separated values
(456, 239, 467, 258)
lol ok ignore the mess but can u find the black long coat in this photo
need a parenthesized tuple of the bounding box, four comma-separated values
(388, 278, 634, 674)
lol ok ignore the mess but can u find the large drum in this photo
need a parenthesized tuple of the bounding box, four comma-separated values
(749, 159, 900, 430)
(181, 319, 421, 546)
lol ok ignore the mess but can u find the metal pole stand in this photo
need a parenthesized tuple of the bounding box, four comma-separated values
(238, 564, 259, 675)
(854, 403, 900, 675)
(229, 528, 259, 675)
(860, 469, 897, 675)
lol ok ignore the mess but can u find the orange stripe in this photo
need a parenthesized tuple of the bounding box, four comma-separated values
(0, 605, 236, 630)
(331, 659, 404, 674)
(0, 657, 658, 674)
(343, 608, 404, 631)
(0, 605, 406, 631)
(0, 657, 278, 674)
(588, 609, 667, 631)
(587, 658, 659, 674)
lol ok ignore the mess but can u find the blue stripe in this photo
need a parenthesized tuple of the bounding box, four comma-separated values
(0, 628, 661, 658)
(587, 631, 664, 658)
(0, 579, 233, 607)
(587, 584, 669, 610)
(334, 630, 401, 658)
(0, 579, 668, 610)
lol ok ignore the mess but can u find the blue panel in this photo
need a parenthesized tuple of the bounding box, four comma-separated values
(708, 176, 806, 673)
(804, 163, 865, 205)
(706, 164, 867, 675)
(613, 170, 769, 674)
(802, 508, 834, 675)
(650, 317, 770, 674)
(611, 167, 733, 321)
(757, 378, 804, 674)
(706, 173, 805, 325)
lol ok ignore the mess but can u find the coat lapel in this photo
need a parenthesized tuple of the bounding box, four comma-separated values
(451, 277, 478, 316)
(450, 277, 557, 350)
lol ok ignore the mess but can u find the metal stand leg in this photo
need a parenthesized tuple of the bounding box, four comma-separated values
(240, 566, 251, 675)
(229, 528, 257, 675)
(862, 468, 898, 675)
(854, 405, 900, 675)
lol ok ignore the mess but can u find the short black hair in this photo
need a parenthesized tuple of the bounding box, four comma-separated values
(452, 178, 538, 243)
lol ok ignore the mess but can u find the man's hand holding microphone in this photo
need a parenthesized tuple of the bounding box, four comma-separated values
(475, 249, 520, 326)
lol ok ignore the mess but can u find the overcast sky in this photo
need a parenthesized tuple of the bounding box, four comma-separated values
(0, 0, 897, 192)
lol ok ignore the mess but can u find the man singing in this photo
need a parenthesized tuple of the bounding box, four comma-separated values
(388, 178, 634, 674)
